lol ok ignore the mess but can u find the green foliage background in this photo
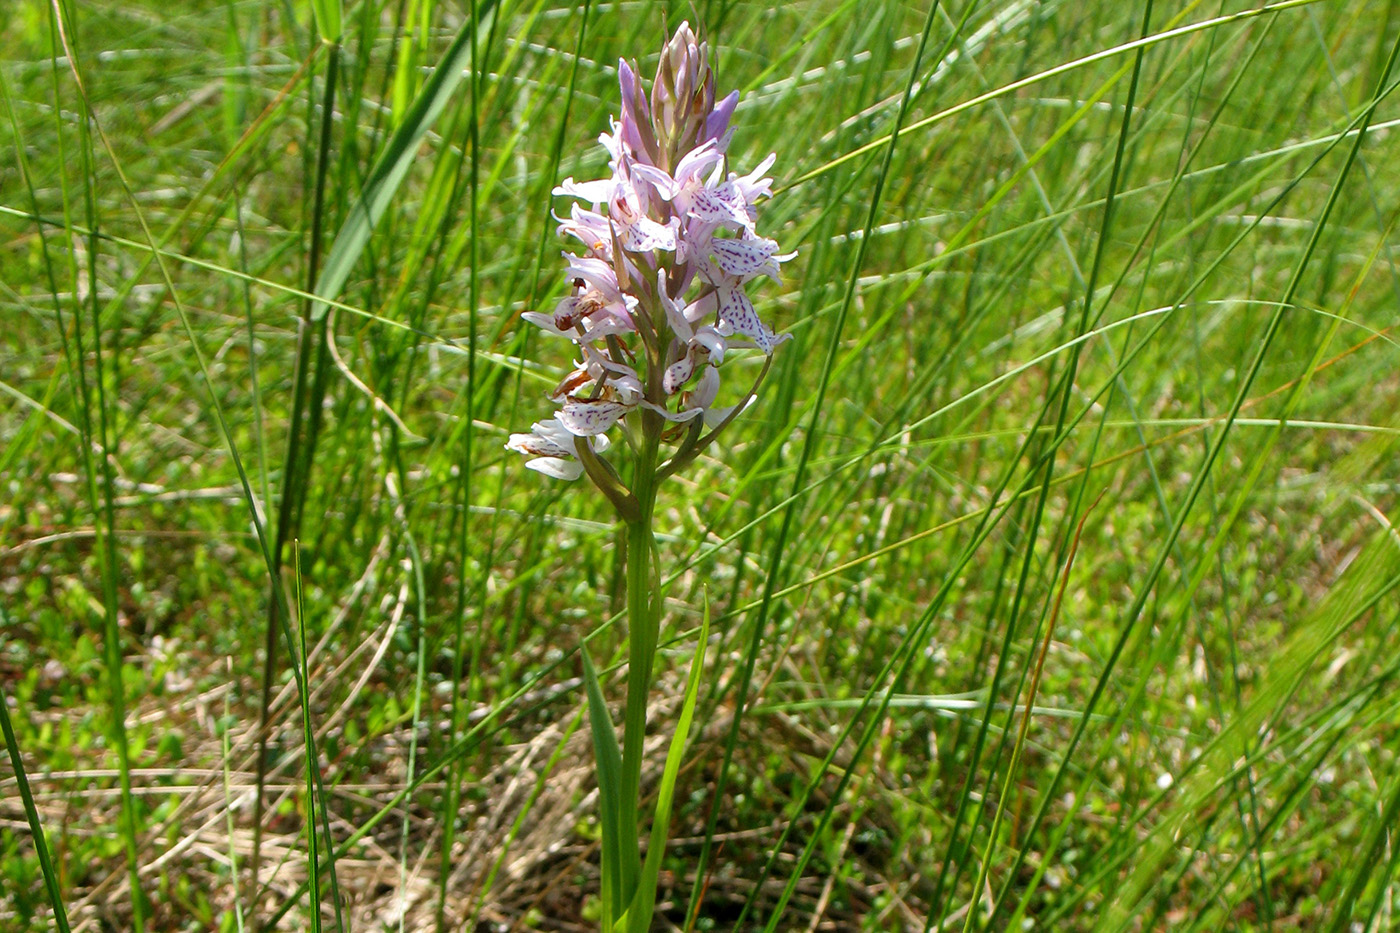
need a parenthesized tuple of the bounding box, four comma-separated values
(3, 0, 1400, 929)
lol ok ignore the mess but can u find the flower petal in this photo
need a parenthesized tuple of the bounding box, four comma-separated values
(553, 177, 614, 203)
(641, 400, 704, 423)
(708, 237, 781, 280)
(629, 163, 677, 198)
(686, 186, 750, 227)
(525, 457, 585, 480)
(577, 316, 635, 341)
(700, 400, 751, 429)
(663, 354, 696, 394)
(689, 365, 720, 410)
(521, 311, 572, 337)
(694, 327, 727, 361)
(685, 289, 718, 324)
(506, 419, 575, 458)
(705, 91, 739, 146)
(673, 142, 722, 185)
(656, 271, 692, 337)
(619, 216, 677, 252)
(557, 397, 633, 436)
(563, 255, 622, 296)
(721, 154, 775, 206)
(558, 206, 612, 253)
(716, 286, 781, 354)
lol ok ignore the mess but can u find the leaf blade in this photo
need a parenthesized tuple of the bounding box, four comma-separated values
(582, 646, 627, 926)
(625, 593, 711, 933)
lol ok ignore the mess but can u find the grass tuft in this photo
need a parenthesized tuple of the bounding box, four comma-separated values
(3, 1, 1400, 930)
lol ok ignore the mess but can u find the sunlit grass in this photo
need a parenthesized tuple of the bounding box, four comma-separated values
(2, 0, 1399, 930)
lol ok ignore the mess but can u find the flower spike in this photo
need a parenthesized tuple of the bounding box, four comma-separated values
(510, 21, 794, 507)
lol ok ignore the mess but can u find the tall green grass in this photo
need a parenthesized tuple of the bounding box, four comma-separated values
(2, 0, 1400, 929)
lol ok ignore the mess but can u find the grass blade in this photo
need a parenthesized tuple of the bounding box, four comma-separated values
(310, 0, 502, 321)
(0, 611, 72, 933)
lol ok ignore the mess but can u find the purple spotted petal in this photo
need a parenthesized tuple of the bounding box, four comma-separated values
(716, 286, 779, 354)
(557, 397, 632, 436)
(685, 186, 749, 227)
(709, 237, 779, 279)
(664, 354, 696, 394)
(621, 217, 677, 252)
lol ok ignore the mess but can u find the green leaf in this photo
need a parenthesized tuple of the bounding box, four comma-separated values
(310, 0, 501, 321)
(582, 646, 626, 927)
(623, 594, 711, 933)
(0, 670, 72, 932)
(309, 0, 342, 44)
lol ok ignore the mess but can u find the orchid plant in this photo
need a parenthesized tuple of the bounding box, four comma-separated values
(507, 22, 792, 930)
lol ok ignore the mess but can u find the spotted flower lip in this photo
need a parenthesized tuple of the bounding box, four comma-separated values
(714, 282, 787, 354)
(511, 20, 793, 484)
(506, 419, 610, 480)
(557, 396, 635, 437)
(705, 234, 793, 283)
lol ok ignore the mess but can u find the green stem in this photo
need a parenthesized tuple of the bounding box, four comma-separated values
(618, 411, 663, 909)
(253, 35, 340, 910)
(46, 0, 147, 923)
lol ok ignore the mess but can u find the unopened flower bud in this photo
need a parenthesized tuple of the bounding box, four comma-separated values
(652, 22, 716, 168)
